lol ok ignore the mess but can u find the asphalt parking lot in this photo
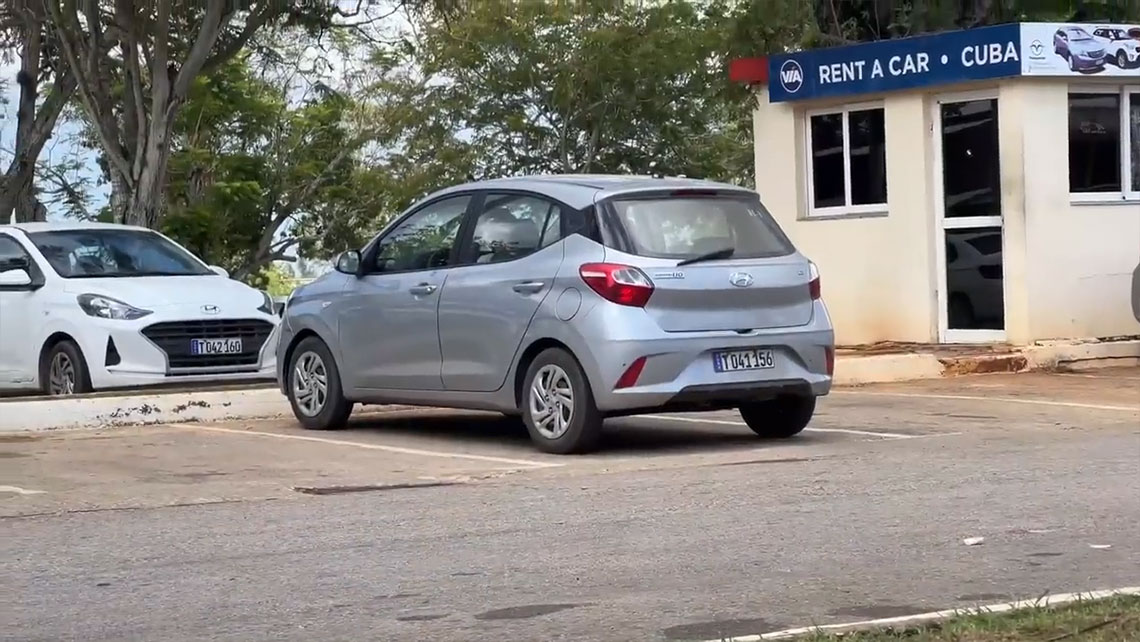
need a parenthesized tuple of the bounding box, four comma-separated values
(3, 368, 1139, 641)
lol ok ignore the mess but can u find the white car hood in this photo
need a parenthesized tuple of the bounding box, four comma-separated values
(62, 275, 264, 312)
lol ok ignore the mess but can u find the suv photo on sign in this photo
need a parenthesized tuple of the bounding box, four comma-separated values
(1023, 22, 1140, 75)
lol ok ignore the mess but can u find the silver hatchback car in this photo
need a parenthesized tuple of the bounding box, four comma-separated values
(276, 175, 834, 453)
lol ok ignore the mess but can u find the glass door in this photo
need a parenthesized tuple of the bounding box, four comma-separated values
(935, 94, 1006, 343)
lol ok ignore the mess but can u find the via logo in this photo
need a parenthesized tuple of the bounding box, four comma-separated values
(729, 272, 754, 288)
(779, 59, 803, 94)
(1030, 39, 1044, 58)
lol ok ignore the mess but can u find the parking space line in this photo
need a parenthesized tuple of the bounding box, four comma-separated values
(167, 423, 564, 469)
(832, 390, 1140, 412)
(0, 485, 47, 495)
(641, 415, 917, 439)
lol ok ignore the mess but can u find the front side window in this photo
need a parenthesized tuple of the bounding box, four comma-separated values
(807, 106, 887, 215)
(1068, 88, 1140, 199)
(467, 193, 563, 264)
(27, 229, 211, 278)
(607, 194, 793, 260)
(372, 195, 470, 273)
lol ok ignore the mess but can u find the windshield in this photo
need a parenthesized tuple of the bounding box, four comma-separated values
(1069, 29, 1093, 41)
(606, 194, 793, 260)
(27, 229, 212, 278)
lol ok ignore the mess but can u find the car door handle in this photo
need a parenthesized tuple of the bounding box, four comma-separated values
(408, 283, 438, 296)
(512, 281, 545, 294)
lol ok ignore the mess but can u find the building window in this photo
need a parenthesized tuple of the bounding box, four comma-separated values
(806, 105, 888, 216)
(1068, 87, 1140, 200)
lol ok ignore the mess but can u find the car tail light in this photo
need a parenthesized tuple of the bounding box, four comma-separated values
(579, 263, 654, 307)
(615, 356, 647, 389)
(825, 346, 835, 377)
(808, 262, 821, 300)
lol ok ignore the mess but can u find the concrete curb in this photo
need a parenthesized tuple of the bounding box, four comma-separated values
(3, 339, 1137, 433)
(2, 388, 290, 433)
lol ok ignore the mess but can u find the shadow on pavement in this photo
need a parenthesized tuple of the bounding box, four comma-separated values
(338, 410, 820, 455)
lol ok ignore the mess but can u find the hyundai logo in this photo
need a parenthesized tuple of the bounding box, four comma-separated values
(201, 304, 219, 315)
(779, 59, 803, 94)
(729, 272, 754, 288)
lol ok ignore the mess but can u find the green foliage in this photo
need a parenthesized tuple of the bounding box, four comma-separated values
(159, 56, 391, 279)
(261, 263, 298, 297)
(407, 0, 745, 182)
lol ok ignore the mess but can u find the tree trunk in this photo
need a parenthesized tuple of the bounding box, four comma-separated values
(124, 108, 177, 228)
(0, 14, 76, 223)
(108, 172, 130, 223)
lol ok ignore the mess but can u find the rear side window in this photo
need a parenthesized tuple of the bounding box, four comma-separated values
(605, 195, 794, 260)
(467, 193, 562, 264)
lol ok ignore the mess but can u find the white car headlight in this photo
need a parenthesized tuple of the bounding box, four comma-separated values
(77, 294, 153, 320)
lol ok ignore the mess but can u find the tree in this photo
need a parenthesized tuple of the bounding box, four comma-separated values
(159, 56, 398, 280)
(42, 0, 355, 228)
(407, 0, 745, 182)
(0, 0, 77, 223)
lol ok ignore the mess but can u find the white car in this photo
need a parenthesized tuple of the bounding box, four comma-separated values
(0, 222, 279, 395)
(1092, 26, 1140, 68)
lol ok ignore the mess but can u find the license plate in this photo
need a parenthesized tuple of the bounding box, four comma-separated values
(190, 338, 243, 355)
(713, 348, 775, 373)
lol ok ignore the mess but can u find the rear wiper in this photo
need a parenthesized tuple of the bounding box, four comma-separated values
(677, 247, 734, 266)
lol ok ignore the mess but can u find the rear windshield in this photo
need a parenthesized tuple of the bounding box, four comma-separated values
(605, 194, 794, 260)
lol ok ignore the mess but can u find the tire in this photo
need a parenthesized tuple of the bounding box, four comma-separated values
(286, 336, 352, 430)
(41, 339, 92, 396)
(740, 396, 816, 439)
(520, 348, 603, 454)
(1117, 51, 1128, 69)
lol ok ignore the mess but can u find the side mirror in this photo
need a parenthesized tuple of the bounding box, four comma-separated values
(0, 268, 33, 288)
(209, 265, 230, 278)
(335, 250, 362, 276)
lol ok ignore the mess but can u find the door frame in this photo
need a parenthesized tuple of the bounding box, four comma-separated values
(931, 89, 1007, 344)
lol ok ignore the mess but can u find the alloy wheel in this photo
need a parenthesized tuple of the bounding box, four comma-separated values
(292, 351, 329, 417)
(48, 352, 76, 396)
(528, 364, 574, 439)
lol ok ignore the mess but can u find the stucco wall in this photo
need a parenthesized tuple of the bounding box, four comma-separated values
(1017, 80, 1140, 341)
(752, 79, 1140, 346)
(753, 87, 938, 346)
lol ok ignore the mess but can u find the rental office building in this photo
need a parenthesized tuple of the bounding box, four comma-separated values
(732, 22, 1140, 345)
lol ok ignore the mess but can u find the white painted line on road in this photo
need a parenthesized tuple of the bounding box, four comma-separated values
(706, 586, 1140, 641)
(833, 390, 1140, 412)
(167, 423, 564, 469)
(0, 485, 47, 495)
(641, 414, 917, 439)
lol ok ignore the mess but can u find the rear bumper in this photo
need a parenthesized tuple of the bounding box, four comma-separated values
(608, 379, 821, 416)
(579, 301, 834, 413)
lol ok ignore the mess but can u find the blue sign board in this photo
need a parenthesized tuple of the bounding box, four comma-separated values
(769, 23, 1023, 102)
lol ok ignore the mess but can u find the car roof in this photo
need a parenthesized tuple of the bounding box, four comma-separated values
(0, 221, 153, 234)
(423, 174, 755, 210)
